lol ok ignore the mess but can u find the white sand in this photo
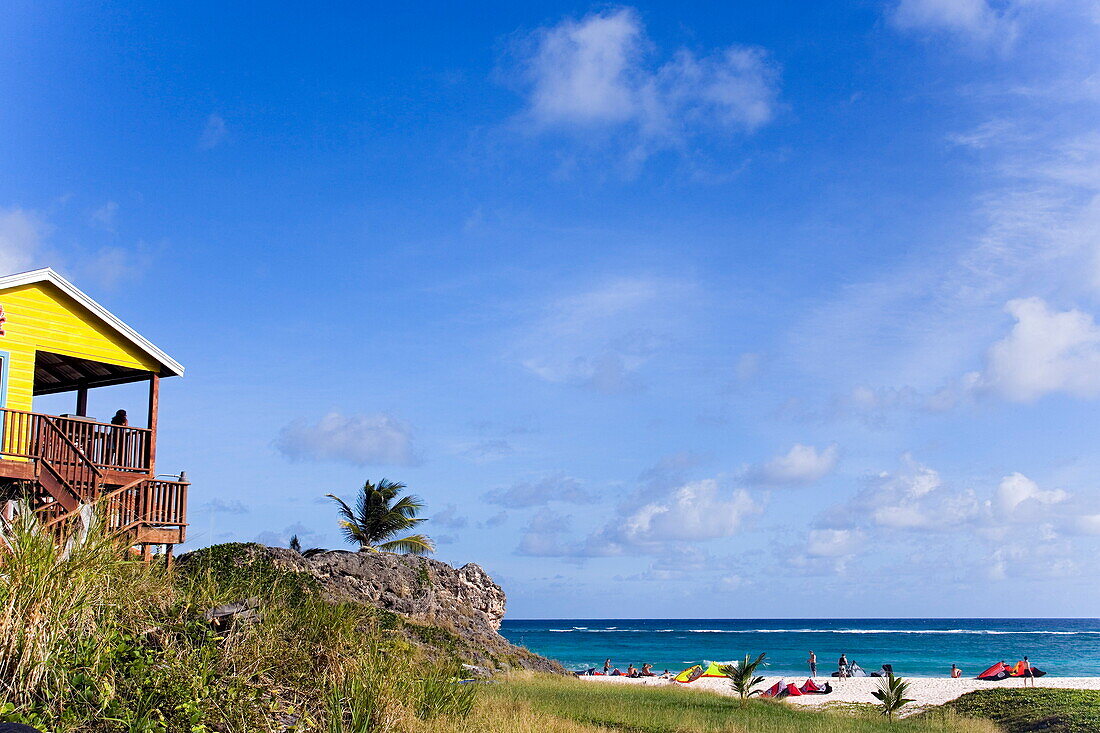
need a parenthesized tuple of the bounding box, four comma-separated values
(578, 674, 1100, 714)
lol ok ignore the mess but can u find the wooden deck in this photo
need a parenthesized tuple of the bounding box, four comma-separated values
(0, 407, 188, 548)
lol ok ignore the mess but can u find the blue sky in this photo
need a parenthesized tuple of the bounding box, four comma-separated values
(4, 0, 1100, 618)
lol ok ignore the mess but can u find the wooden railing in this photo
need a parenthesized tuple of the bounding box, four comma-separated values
(38, 420, 103, 502)
(106, 478, 189, 532)
(0, 408, 151, 474)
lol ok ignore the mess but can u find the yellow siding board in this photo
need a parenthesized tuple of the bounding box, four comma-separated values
(0, 283, 158, 411)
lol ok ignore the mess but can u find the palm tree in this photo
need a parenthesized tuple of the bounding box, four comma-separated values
(719, 653, 767, 707)
(326, 479, 435, 555)
(288, 534, 326, 558)
(871, 672, 915, 722)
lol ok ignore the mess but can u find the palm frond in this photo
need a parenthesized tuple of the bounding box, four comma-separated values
(326, 494, 357, 524)
(377, 534, 435, 555)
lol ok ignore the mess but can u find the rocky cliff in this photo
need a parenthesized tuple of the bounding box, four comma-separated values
(180, 544, 562, 674)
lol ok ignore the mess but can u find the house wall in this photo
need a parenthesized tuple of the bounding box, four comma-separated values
(0, 282, 159, 411)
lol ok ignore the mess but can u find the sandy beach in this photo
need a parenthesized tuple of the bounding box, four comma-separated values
(579, 674, 1100, 713)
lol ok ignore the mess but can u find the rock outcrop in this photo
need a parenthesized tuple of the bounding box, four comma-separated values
(180, 544, 562, 674)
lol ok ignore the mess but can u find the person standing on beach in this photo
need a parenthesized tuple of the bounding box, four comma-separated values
(603, 659, 611, 674)
(838, 653, 848, 678)
(808, 651, 817, 678)
(1022, 656, 1034, 687)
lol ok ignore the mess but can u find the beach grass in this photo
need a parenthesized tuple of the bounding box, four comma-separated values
(0, 517, 478, 732)
(940, 688, 1100, 733)
(481, 674, 999, 733)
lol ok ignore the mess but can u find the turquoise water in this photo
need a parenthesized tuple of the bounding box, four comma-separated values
(499, 619, 1100, 677)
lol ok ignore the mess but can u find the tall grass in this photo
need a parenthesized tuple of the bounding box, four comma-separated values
(0, 517, 478, 732)
(0, 506, 169, 710)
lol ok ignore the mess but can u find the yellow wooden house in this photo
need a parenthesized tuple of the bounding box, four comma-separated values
(0, 267, 189, 558)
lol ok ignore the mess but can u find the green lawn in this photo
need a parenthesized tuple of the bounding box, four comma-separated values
(483, 675, 997, 733)
(941, 688, 1100, 733)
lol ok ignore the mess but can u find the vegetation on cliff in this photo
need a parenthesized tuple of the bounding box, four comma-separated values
(0, 513, 495, 732)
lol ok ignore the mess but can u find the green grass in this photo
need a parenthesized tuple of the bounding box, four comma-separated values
(941, 688, 1100, 733)
(0, 516, 478, 732)
(483, 674, 998, 733)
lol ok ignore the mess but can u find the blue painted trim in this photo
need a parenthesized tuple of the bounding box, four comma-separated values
(0, 349, 9, 409)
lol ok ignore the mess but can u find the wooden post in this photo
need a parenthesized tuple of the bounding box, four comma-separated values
(147, 373, 159, 474)
(165, 544, 174, 570)
(76, 386, 88, 417)
(141, 544, 152, 563)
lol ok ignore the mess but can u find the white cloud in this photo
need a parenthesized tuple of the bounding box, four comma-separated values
(274, 411, 419, 466)
(619, 480, 758, 543)
(0, 207, 45, 274)
(517, 276, 686, 392)
(433, 504, 469, 530)
(1074, 514, 1100, 535)
(90, 201, 119, 231)
(523, 8, 641, 127)
(817, 454, 976, 534)
(982, 297, 1100, 402)
(516, 508, 574, 556)
(515, 472, 761, 558)
(748, 443, 838, 486)
(890, 0, 1018, 45)
(80, 244, 153, 290)
(807, 528, 860, 558)
(586, 479, 760, 555)
(483, 474, 592, 508)
(512, 7, 780, 161)
(199, 113, 227, 150)
(992, 472, 1068, 517)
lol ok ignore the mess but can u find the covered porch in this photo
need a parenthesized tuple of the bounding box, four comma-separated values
(0, 349, 187, 546)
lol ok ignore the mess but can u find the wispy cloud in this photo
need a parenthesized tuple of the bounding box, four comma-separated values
(274, 411, 420, 466)
(506, 7, 781, 164)
(89, 201, 119, 232)
(199, 113, 227, 150)
(519, 477, 760, 558)
(0, 207, 45, 274)
(201, 498, 249, 515)
(516, 275, 690, 392)
(890, 0, 1019, 48)
(432, 504, 469, 529)
(483, 473, 592, 508)
(790, 3, 1100, 416)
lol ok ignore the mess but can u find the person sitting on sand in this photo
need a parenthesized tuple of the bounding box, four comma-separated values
(951, 664, 962, 679)
(626, 664, 638, 677)
(611, 668, 623, 676)
(1022, 656, 1034, 687)
(641, 663, 655, 676)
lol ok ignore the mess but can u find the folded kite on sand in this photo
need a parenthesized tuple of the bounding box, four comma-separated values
(977, 661, 1046, 680)
(673, 664, 704, 683)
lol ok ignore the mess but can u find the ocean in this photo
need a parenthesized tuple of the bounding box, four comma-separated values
(499, 619, 1100, 677)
